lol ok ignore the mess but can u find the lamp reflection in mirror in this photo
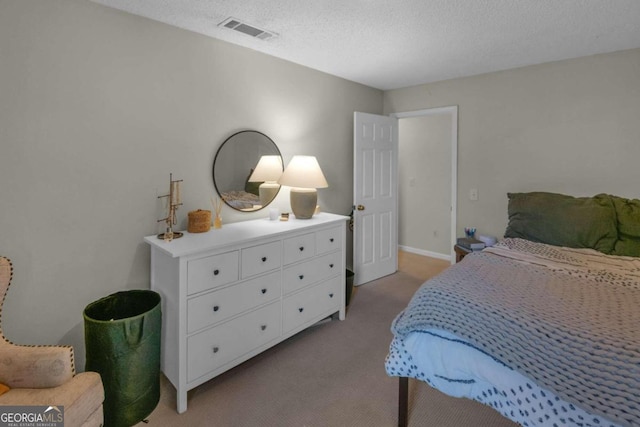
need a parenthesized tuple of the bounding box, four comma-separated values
(248, 155, 283, 207)
(278, 155, 328, 219)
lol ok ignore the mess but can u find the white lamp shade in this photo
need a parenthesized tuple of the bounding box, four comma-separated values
(278, 155, 328, 189)
(248, 155, 283, 182)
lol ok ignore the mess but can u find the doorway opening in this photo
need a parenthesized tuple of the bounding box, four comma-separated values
(392, 106, 458, 264)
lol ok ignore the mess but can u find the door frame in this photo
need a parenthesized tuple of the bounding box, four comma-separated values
(391, 106, 458, 264)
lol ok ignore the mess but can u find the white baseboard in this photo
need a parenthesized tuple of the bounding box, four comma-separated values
(399, 245, 452, 262)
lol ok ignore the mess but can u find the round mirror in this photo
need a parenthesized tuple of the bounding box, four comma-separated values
(212, 130, 283, 212)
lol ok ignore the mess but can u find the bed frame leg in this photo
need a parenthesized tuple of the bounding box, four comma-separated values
(398, 376, 408, 427)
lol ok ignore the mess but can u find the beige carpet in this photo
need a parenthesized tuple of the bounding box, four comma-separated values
(137, 254, 518, 426)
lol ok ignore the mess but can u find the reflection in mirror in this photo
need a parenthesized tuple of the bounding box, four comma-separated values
(248, 155, 283, 207)
(212, 131, 283, 212)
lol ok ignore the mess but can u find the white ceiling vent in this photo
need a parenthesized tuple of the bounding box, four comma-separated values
(219, 17, 277, 41)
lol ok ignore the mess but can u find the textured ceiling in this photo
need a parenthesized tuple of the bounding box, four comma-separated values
(90, 0, 640, 90)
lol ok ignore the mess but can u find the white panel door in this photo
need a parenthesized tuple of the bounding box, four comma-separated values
(353, 112, 398, 285)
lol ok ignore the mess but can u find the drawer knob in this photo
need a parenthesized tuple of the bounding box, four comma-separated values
(261, 288, 267, 294)
(261, 324, 267, 331)
(329, 263, 334, 268)
(213, 269, 220, 276)
(298, 307, 304, 312)
(298, 274, 304, 280)
(213, 346, 219, 354)
(329, 293, 334, 298)
(330, 238, 334, 242)
(261, 256, 267, 262)
(299, 246, 304, 252)
(213, 305, 220, 312)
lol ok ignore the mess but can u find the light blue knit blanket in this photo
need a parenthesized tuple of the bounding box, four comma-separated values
(391, 239, 640, 427)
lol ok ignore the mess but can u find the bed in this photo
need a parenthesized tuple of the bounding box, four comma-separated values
(386, 192, 640, 427)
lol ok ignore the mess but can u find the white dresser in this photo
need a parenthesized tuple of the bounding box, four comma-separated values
(144, 212, 348, 413)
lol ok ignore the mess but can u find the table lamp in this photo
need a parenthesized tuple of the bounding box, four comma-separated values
(248, 155, 283, 207)
(278, 155, 328, 219)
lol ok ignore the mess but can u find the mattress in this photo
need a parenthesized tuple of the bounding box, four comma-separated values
(386, 330, 620, 427)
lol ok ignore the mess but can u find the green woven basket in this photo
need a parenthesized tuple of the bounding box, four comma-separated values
(84, 290, 161, 427)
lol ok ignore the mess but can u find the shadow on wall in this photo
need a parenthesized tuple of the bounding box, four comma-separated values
(59, 322, 86, 373)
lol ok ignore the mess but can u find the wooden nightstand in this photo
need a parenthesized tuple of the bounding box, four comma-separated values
(454, 244, 472, 263)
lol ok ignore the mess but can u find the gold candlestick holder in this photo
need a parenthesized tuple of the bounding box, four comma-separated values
(157, 173, 184, 241)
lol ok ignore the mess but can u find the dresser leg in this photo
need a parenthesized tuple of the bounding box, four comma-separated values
(330, 308, 346, 321)
(177, 390, 187, 414)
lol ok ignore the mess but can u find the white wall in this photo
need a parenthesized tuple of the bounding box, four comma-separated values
(0, 0, 381, 369)
(385, 48, 640, 240)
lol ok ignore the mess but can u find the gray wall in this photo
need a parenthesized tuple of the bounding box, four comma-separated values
(0, 0, 382, 369)
(385, 48, 640, 240)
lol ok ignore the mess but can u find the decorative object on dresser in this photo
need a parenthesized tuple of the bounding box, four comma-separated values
(269, 207, 279, 221)
(187, 209, 211, 233)
(144, 212, 348, 413)
(212, 130, 282, 212)
(211, 196, 223, 229)
(157, 173, 183, 241)
(278, 155, 328, 219)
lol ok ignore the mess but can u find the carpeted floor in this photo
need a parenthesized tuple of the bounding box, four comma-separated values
(136, 253, 518, 426)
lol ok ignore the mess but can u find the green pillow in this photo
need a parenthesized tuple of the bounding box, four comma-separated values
(244, 168, 261, 196)
(504, 192, 618, 254)
(610, 195, 640, 257)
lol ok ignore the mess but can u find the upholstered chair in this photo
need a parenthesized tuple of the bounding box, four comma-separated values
(0, 256, 104, 426)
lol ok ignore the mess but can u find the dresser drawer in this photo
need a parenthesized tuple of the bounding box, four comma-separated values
(316, 226, 342, 254)
(187, 270, 281, 334)
(241, 241, 281, 279)
(187, 301, 281, 382)
(282, 251, 343, 294)
(282, 276, 341, 333)
(187, 251, 239, 295)
(283, 232, 315, 265)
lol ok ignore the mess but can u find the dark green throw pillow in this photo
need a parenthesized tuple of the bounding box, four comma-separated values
(610, 195, 640, 257)
(504, 192, 618, 254)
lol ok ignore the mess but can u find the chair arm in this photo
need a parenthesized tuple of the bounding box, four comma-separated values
(0, 342, 75, 388)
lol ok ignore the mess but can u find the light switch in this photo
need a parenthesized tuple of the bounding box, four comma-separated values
(469, 188, 478, 201)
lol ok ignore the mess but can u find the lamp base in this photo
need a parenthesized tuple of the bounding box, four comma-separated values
(290, 188, 317, 219)
(258, 182, 280, 207)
